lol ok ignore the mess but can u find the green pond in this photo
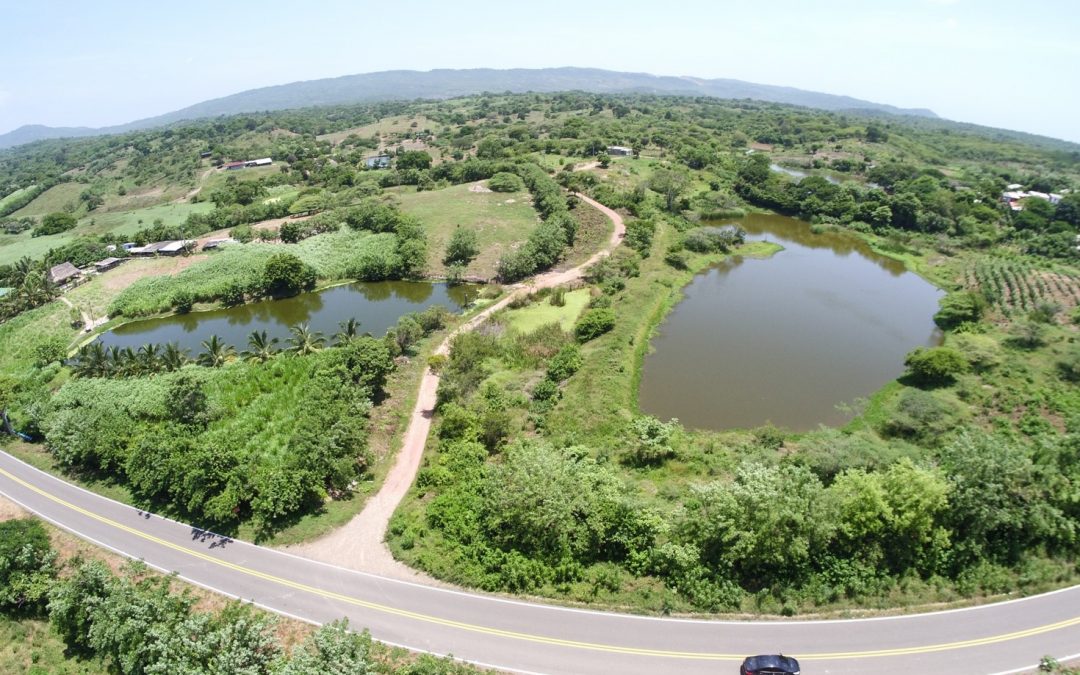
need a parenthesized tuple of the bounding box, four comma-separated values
(637, 214, 943, 432)
(97, 281, 479, 353)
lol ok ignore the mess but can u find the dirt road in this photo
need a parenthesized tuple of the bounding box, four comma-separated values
(281, 194, 625, 576)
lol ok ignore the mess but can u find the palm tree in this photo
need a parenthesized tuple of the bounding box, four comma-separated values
(138, 343, 161, 374)
(71, 342, 107, 378)
(160, 343, 189, 372)
(119, 347, 139, 377)
(288, 323, 325, 356)
(243, 330, 279, 363)
(334, 318, 361, 345)
(197, 335, 236, 367)
(106, 346, 125, 377)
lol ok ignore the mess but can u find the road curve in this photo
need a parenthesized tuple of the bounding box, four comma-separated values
(2, 451, 1079, 674)
(4, 196, 1079, 673)
(282, 193, 627, 576)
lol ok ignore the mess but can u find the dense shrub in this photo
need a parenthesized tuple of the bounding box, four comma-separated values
(904, 346, 968, 385)
(574, 308, 616, 342)
(32, 212, 77, 237)
(488, 172, 525, 192)
(0, 519, 56, 615)
(262, 252, 317, 297)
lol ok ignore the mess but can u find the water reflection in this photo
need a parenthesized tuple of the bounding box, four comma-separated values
(101, 281, 479, 353)
(638, 213, 942, 432)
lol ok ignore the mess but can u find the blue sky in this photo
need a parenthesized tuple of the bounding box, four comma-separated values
(2, 0, 1078, 142)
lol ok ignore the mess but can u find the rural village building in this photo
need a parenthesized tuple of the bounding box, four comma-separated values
(48, 262, 82, 286)
(93, 257, 122, 272)
(224, 157, 274, 170)
(365, 155, 392, 169)
(1001, 188, 1065, 211)
(607, 145, 634, 156)
(128, 240, 194, 256)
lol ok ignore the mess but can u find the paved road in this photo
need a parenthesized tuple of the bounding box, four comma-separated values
(2, 451, 1078, 674)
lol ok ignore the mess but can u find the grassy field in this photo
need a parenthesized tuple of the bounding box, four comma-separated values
(76, 201, 214, 238)
(503, 288, 590, 333)
(0, 184, 38, 212)
(0, 201, 213, 266)
(317, 114, 434, 145)
(198, 164, 281, 196)
(393, 181, 539, 278)
(12, 183, 85, 218)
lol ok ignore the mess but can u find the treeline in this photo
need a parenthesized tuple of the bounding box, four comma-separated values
(495, 163, 579, 281)
(0, 518, 468, 674)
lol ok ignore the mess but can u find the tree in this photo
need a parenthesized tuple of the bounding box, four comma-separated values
(34, 336, 68, 367)
(288, 323, 325, 356)
(280, 620, 372, 675)
(487, 172, 524, 192)
(160, 343, 189, 371)
(33, 212, 77, 237)
(443, 226, 480, 267)
(904, 346, 968, 385)
(647, 169, 689, 213)
(334, 318, 362, 344)
(197, 335, 235, 368)
(279, 220, 304, 243)
(0, 519, 56, 615)
(574, 308, 616, 342)
(172, 290, 195, 314)
(165, 372, 210, 427)
(933, 291, 984, 329)
(243, 330, 279, 363)
(396, 150, 432, 171)
(262, 252, 316, 297)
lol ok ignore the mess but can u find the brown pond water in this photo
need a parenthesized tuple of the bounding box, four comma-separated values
(637, 214, 943, 432)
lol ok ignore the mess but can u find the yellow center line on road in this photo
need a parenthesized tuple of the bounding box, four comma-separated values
(3, 465, 1079, 663)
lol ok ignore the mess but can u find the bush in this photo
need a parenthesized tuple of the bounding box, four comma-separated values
(488, 172, 525, 192)
(443, 226, 480, 266)
(546, 344, 582, 381)
(904, 346, 968, 385)
(574, 308, 616, 342)
(172, 290, 195, 314)
(229, 224, 254, 243)
(881, 388, 960, 443)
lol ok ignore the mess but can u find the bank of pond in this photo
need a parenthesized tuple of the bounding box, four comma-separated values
(638, 213, 943, 431)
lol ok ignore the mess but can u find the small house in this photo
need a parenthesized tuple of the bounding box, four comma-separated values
(224, 161, 246, 171)
(607, 145, 634, 156)
(364, 155, 391, 169)
(199, 151, 212, 159)
(93, 257, 122, 273)
(245, 157, 273, 167)
(48, 262, 82, 285)
(201, 238, 235, 251)
(157, 240, 192, 256)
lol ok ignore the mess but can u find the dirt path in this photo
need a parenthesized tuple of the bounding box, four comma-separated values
(57, 296, 101, 333)
(178, 167, 215, 203)
(281, 194, 625, 577)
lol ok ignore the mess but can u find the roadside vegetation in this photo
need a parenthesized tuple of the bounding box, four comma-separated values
(2, 90, 1080, 619)
(0, 502, 480, 674)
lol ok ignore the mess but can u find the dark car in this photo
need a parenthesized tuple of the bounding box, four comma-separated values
(739, 654, 801, 675)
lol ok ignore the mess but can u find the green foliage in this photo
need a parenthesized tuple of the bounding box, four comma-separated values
(262, 252, 317, 297)
(281, 620, 372, 675)
(165, 372, 210, 427)
(904, 346, 969, 385)
(487, 171, 524, 193)
(32, 212, 77, 237)
(880, 388, 961, 443)
(574, 308, 615, 342)
(0, 520, 56, 616)
(33, 336, 67, 367)
(934, 291, 985, 330)
(442, 226, 479, 267)
(626, 415, 679, 465)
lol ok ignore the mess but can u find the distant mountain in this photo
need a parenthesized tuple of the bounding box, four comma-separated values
(0, 67, 939, 150)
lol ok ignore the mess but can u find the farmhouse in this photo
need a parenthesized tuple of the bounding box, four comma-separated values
(607, 145, 634, 156)
(224, 161, 246, 171)
(93, 257, 122, 272)
(201, 238, 235, 251)
(128, 240, 194, 256)
(365, 155, 392, 169)
(245, 157, 273, 167)
(48, 261, 82, 286)
(1001, 188, 1064, 211)
(199, 151, 212, 159)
